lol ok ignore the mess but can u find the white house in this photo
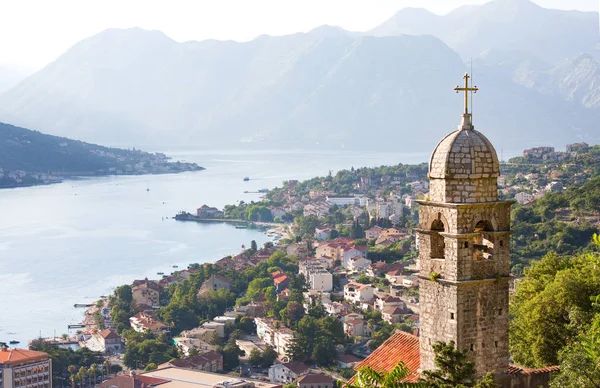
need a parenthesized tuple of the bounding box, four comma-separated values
(268, 362, 310, 384)
(307, 269, 333, 292)
(344, 282, 375, 304)
(365, 226, 383, 240)
(314, 227, 332, 241)
(347, 256, 372, 272)
(326, 195, 357, 206)
(515, 192, 534, 204)
(341, 247, 367, 268)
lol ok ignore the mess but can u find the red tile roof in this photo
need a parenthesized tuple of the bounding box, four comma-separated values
(297, 373, 335, 384)
(351, 331, 420, 383)
(273, 274, 290, 284)
(507, 365, 560, 375)
(0, 348, 48, 365)
(282, 361, 310, 375)
(98, 329, 121, 340)
(336, 354, 362, 364)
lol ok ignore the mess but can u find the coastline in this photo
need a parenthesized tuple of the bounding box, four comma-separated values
(0, 167, 206, 190)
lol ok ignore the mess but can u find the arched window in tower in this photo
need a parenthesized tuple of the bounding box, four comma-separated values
(473, 220, 494, 261)
(430, 215, 445, 259)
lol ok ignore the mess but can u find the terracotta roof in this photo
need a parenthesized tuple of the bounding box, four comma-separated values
(297, 373, 334, 384)
(273, 274, 290, 284)
(345, 282, 371, 291)
(351, 331, 420, 383)
(98, 329, 121, 340)
(135, 375, 170, 386)
(282, 361, 310, 375)
(336, 354, 362, 364)
(383, 306, 404, 315)
(507, 365, 560, 375)
(0, 348, 48, 365)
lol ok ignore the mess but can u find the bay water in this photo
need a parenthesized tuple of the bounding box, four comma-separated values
(0, 149, 432, 344)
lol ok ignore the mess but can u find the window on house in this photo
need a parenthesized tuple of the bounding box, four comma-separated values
(464, 241, 469, 248)
(470, 344, 474, 351)
(430, 216, 446, 259)
(499, 240, 504, 247)
(495, 341, 499, 348)
(498, 308, 503, 316)
(450, 312, 455, 320)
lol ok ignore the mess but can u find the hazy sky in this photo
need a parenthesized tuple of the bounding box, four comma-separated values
(0, 0, 596, 70)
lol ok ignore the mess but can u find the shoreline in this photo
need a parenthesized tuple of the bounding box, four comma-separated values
(0, 168, 206, 190)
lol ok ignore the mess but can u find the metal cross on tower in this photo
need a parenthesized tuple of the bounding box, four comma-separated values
(454, 73, 478, 115)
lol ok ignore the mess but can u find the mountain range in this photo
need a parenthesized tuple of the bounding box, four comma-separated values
(0, 0, 599, 153)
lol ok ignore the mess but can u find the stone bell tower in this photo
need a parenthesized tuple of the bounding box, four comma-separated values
(416, 74, 513, 376)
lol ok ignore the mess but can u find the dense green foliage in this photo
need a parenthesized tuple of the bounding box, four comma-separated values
(550, 314, 600, 387)
(29, 340, 104, 387)
(121, 330, 178, 369)
(420, 342, 496, 388)
(510, 247, 600, 367)
(287, 315, 345, 365)
(510, 175, 600, 269)
(0, 121, 202, 187)
(224, 201, 273, 221)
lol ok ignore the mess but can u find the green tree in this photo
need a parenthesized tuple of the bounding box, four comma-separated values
(344, 362, 423, 387)
(261, 346, 278, 368)
(249, 348, 262, 367)
(68, 365, 77, 388)
(250, 240, 258, 252)
(510, 251, 600, 367)
(420, 341, 496, 388)
(222, 339, 243, 371)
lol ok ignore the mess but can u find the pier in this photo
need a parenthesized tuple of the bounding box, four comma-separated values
(73, 303, 94, 308)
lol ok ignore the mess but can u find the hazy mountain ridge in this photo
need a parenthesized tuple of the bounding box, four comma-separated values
(370, 0, 598, 64)
(0, 121, 203, 183)
(0, 0, 599, 152)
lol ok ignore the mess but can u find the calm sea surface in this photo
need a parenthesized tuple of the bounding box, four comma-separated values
(0, 149, 434, 344)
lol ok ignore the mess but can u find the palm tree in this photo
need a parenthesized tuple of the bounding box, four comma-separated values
(78, 367, 87, 388)
(68, 365, 77, 388)
(103, 360, 112, 380)
(343, 362, 425, 388)
(88, 364, 98, 387)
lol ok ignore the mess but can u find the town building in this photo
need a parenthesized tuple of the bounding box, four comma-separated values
(365, 226, 383, 240)
(172, 337, 217, 357)
(132, 280, 162, 309)
(0, 348, 52, 388)
(129, 312, 169, 335)
(268, 362, 309, 384)
(196, 205, 224, 219)
(94, 329, 123, 354)
(325, 195, 357, 206)
(297, 373, 335, 388)
(255, 318, 295, 360)
(103, 367, 280, 388)
(159, 352, 223, 372)
(514, 192, 534, 205)
(343, 282, 374, 304)
(198, 275, 233, 296)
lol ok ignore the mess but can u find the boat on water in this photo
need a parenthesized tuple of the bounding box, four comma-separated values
(243, 177, 250, 181)
(157, 272, 164, 275)
(235, 226, 248, 229)
(172, 265, 179, 268)
(146, 187, 150, 192)
(258, 189, 268, 193)
(9, 340, 19, 345)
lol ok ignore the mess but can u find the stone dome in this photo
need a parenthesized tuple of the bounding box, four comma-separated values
(428, 115, 500, 179)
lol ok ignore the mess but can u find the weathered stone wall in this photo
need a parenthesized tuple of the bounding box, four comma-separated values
(419, 279, 458, 372)
(430, 177, 499, 203)
(457, 280, 510, 376)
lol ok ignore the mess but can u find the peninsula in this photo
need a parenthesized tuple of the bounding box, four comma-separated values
(0, 121, 205, 188)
